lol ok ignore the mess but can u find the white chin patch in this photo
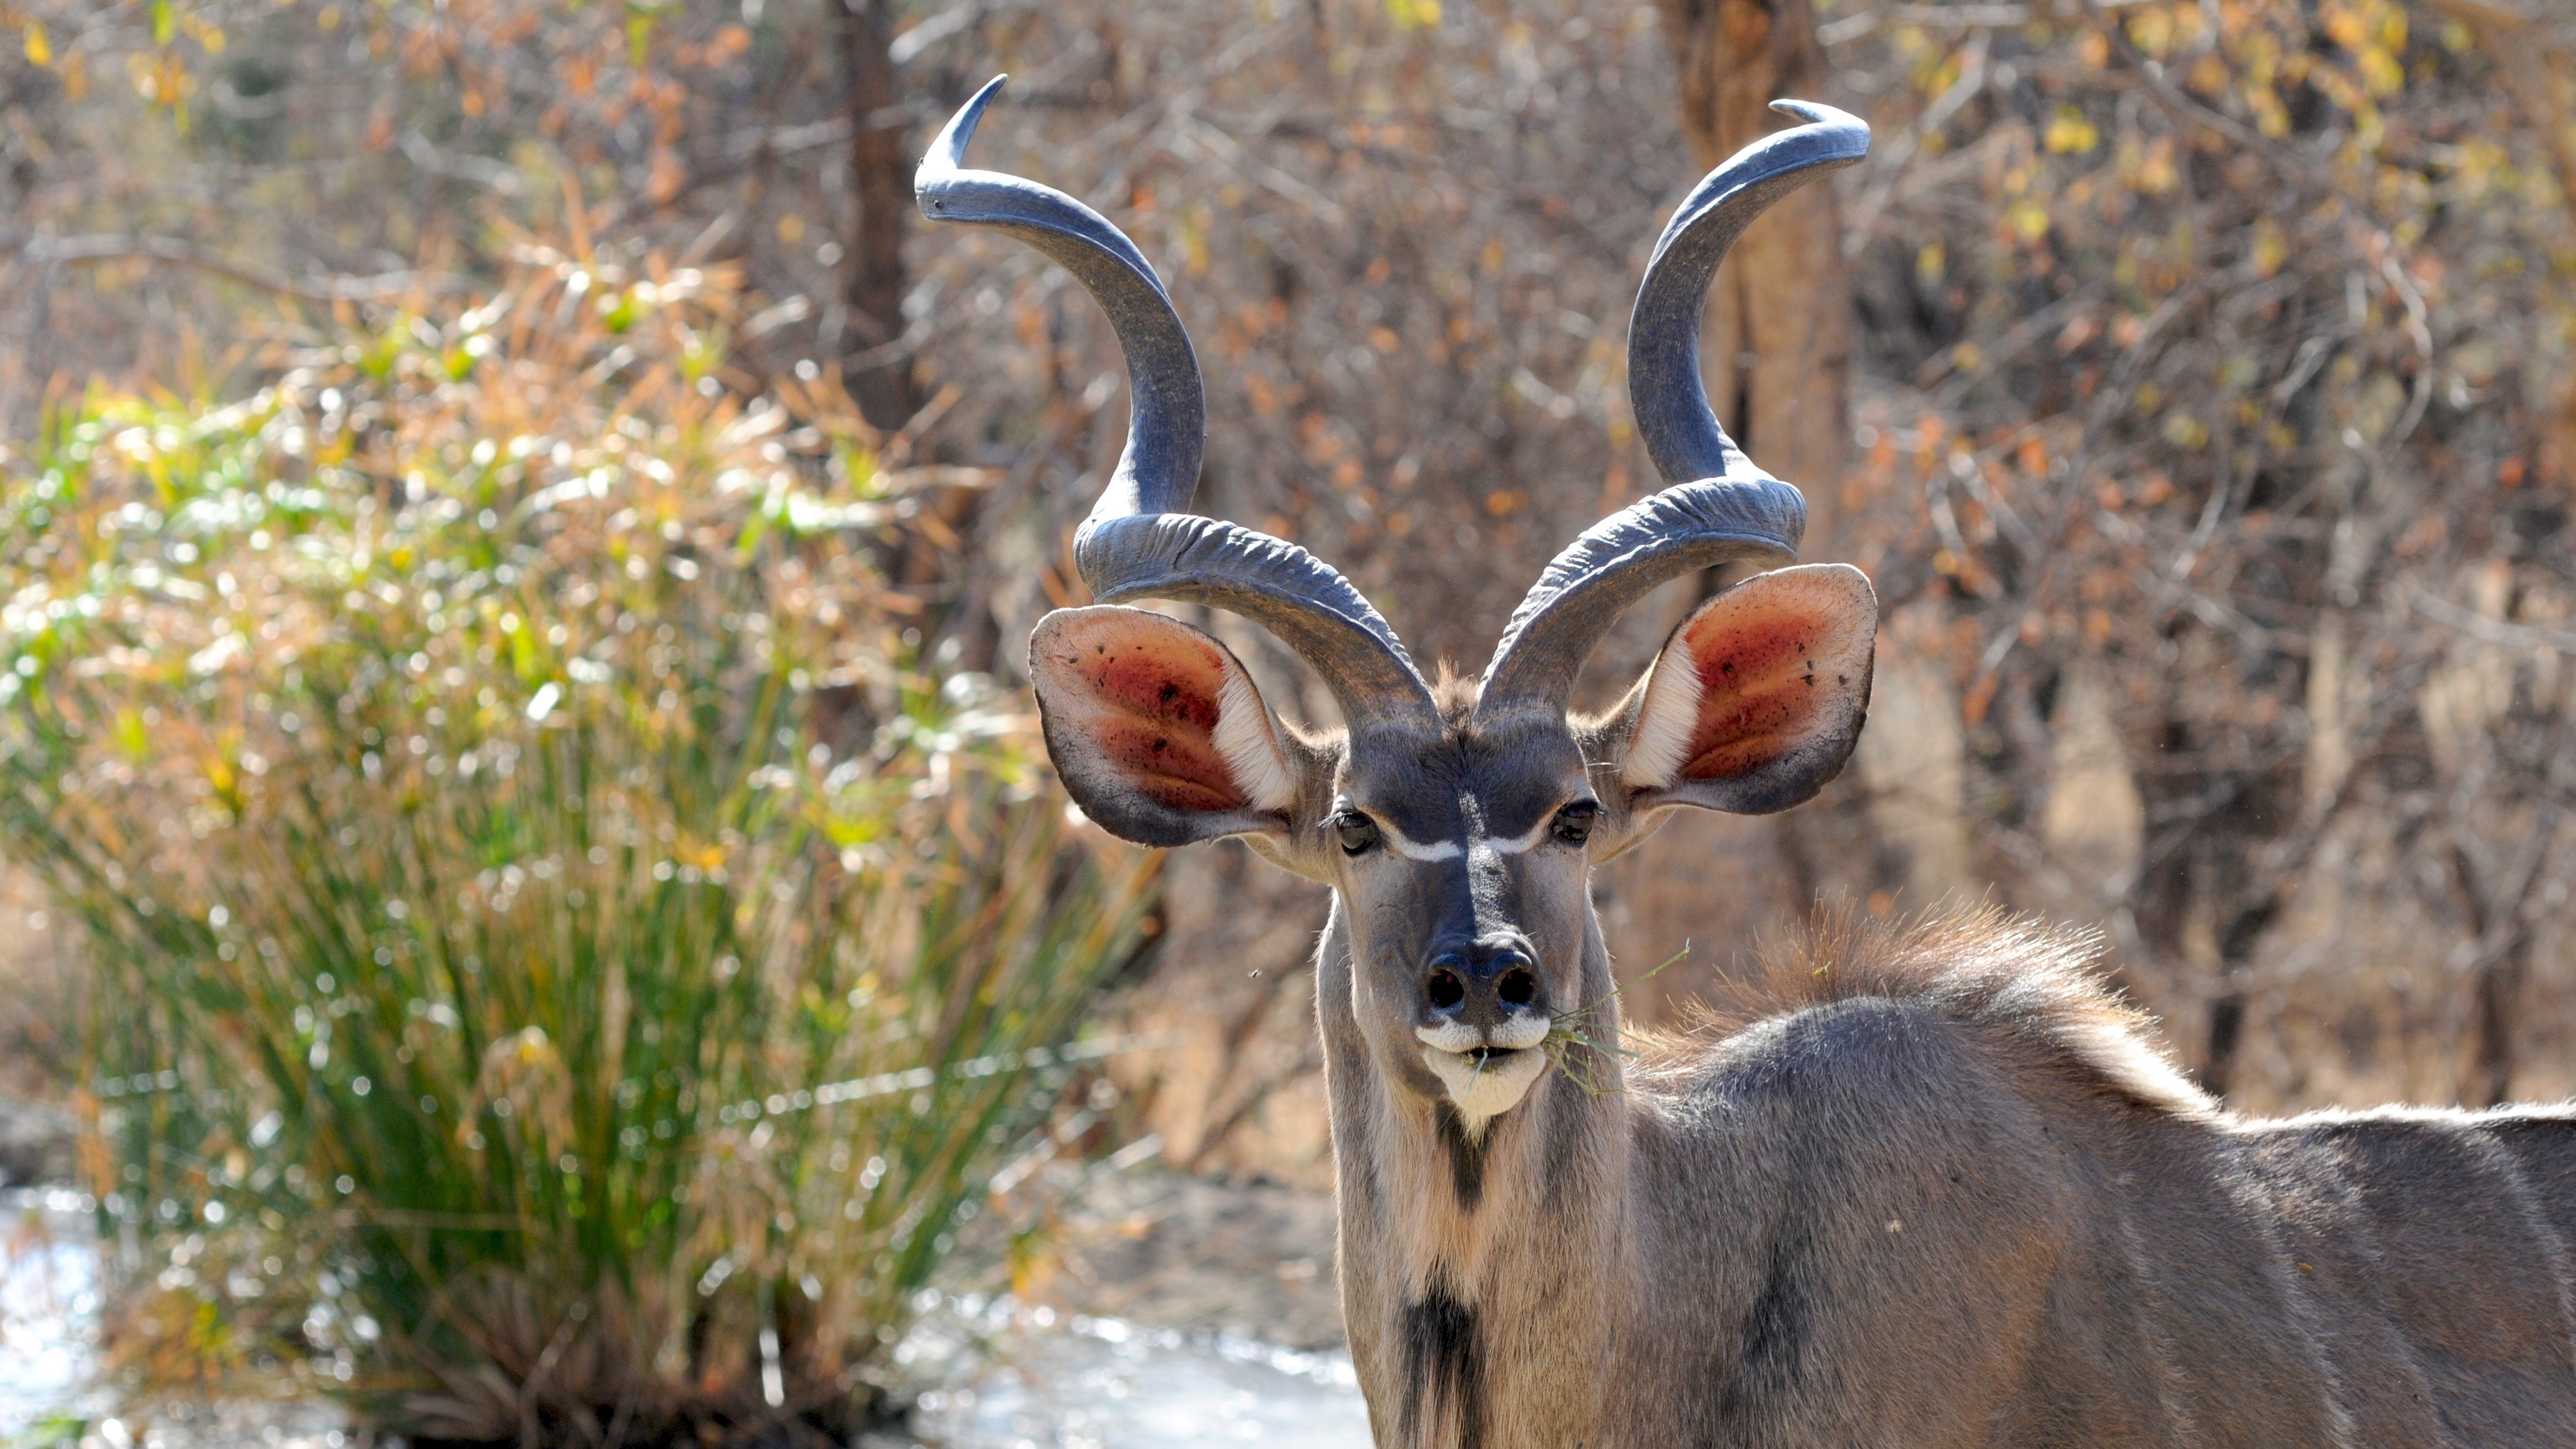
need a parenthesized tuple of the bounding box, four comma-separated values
(1422, 1046, 1549, 1137)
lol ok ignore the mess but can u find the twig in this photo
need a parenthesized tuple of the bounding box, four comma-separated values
(1820, 0, 2165, 46)
(2412, 588, 2576, 655)
(1925, 281, 2106, 406)
(1170, 115, 1346, 225)
(1845, 29, 1991, 257)
(2371, 240, 2434, 446)
(2070, 0, 2318, 177)
(1541, 942, 1693, 1095)
(840, 312, 935, 371)
(1, 233, 453, 302)
(1970, 273, 2210, 682)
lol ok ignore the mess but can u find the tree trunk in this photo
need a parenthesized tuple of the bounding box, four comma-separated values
(1654, 0, 1853, 544)
(839, 0, 919, 432)
(1595, 0, 1865, 1018)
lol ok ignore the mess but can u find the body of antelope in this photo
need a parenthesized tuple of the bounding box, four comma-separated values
(919, 76, 2576, 1447)
(1321, 899, 2576, 1447)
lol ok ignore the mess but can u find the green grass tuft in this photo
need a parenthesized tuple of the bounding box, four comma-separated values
(1540, 943, 1692, 1096)
(0, 248, 1155, 1440)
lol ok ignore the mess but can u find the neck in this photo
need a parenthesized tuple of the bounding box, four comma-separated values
(1315, 899, 1636, 1449)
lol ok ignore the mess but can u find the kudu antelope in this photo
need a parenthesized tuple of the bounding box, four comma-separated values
(920, 77, 2576, 1447)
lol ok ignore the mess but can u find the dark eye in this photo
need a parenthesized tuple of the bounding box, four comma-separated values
(1334, 810, 1381, 856)
(1552, 801, 1600, 846)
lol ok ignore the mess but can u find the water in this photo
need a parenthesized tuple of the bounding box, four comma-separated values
(0, 1195, 1372, 1449)
(2, 1189, 100, 1436)
(898, 1296, 1370, 1449)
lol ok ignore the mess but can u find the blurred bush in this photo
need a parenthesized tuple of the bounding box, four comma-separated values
(0, 240, 1155, 1441)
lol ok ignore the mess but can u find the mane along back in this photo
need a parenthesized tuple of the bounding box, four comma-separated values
(1630, 907, 2216, 1119)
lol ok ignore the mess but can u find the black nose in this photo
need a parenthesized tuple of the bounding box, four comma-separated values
(1423, 937, 1542, 1027)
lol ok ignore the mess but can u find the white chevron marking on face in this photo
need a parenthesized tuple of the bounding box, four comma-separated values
(1370, 806, 1548, 863)
(1475, 816, 1554, 856)
(1379, 822, 1463, 861)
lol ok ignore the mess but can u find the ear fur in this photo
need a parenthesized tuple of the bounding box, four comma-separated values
(1617, 563, 1877, 816)
(1029, 605, 1299, 848)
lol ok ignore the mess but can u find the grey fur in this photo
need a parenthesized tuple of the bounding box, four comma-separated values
(1316, 898, 2576, 1447)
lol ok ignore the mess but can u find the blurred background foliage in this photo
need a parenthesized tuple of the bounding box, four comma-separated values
(0, 235, 1155, 1436)
(0, 0, 2573, 1437)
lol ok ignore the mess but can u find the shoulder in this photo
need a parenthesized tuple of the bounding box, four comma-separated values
(1630, 907, 2217, 1123)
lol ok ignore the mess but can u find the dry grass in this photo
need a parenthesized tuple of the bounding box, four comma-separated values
(0, 240, 1156, 1444)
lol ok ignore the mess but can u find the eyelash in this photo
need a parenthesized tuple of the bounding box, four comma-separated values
(1333, 809, 1381, 855)
(1552, 801, 1600, 846)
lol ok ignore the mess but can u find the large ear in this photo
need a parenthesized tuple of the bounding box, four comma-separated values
(1029, 605, 1300, 848)
(1614, 564, 1877, 816)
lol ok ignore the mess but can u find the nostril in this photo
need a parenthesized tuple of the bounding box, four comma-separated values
(1497, 967, 1537, 1008)
(1426, 968, 1467, 1011)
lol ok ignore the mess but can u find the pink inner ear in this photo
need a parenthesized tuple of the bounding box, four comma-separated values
(1047, 621, 1250, 813)
(1673, 582, 1866, 782)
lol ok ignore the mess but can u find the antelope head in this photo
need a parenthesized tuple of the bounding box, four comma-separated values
(921, 77, 1877, 1138)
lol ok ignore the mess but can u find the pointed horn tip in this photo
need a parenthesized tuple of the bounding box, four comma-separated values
(924, 74, 1010, 177)
(1765, 98, 1871, 150)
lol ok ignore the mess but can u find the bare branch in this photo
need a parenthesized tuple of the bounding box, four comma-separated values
(4, 234, 455, 302)
(2070, 0, 2318, 176)
(2411, 588, 2576, 655)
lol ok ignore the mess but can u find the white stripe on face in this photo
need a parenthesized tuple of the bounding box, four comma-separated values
(1476, 816, 1555, 856)
(1368, 808, 1551, 861)
(1378, 821, 1463, 861)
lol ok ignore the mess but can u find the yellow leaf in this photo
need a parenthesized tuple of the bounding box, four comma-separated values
(114, 708, 150, 761)
(2135, 136, 2178, 195)
(2251, 219, 2286, 279)
(2043, 104, 2099, 156)
(2127, 7, 2173, 58)
(1182, 205, 1210, 276)
(2006, 199, 2052, 243)
(2358, 46, 2402, 99)
(23, 22, 50, 67)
